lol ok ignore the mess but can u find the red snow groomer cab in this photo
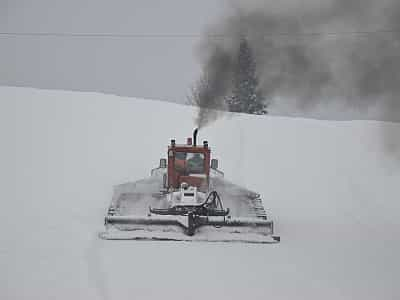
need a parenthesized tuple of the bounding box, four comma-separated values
(167, 128, 212, 191)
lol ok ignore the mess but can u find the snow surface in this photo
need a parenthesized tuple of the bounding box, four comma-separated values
(1, 86, 400, 300)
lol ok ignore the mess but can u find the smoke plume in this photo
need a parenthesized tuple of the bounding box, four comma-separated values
(190, 47, 233, 128)
(193, 0, 400, 126)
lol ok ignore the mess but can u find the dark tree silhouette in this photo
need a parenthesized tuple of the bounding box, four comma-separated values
(227, 38, 267, 114)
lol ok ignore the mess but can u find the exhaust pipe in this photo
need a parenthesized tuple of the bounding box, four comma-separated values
(193, 128, 198, 146)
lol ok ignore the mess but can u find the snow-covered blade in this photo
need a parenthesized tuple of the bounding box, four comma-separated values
(100, 224, 278, 244)
(100, 214, 277, 243)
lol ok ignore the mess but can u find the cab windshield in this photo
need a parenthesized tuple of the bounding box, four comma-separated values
(174, 152, 205, 174)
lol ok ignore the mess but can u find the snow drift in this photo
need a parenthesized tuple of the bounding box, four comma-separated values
(1, 86, 399, 300)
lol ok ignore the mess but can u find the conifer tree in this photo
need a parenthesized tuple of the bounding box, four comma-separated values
(227, 38, 267, 114)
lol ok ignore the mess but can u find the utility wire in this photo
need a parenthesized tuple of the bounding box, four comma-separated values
(0, 29, 399, 39)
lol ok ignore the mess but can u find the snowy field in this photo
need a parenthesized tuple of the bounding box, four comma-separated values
(1, 86, 400, 300)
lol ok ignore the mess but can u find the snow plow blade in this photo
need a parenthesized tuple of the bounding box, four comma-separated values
(100, 214, 279, 244)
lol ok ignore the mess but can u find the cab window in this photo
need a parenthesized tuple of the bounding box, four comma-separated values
(174, 151, 187, 173)
(186, 153, 205, 174)
(174, 152, 205, 174)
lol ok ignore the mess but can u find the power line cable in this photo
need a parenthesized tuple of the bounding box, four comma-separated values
(0, 29, 400, 39)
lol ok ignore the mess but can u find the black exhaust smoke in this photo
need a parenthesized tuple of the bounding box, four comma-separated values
(190, 47, 233, 129)
(194, 0, 400, 122)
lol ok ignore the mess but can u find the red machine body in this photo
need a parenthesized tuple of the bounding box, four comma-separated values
(167, 130, 210, 190)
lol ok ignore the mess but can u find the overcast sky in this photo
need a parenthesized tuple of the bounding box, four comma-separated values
(0, 0, 224, 103)
(1, 0, 399, 122)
